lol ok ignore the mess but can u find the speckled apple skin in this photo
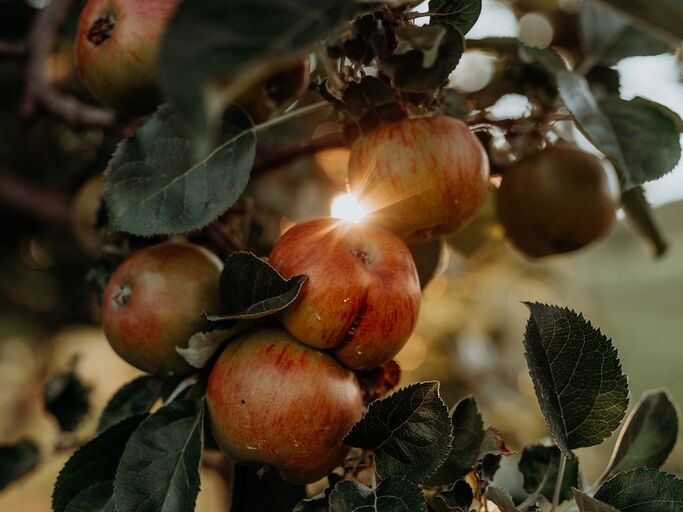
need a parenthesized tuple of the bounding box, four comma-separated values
(348, 116, 490, 242)
(269, 218, 420, 370)
(75, 0, 180, 114)
(101, 242, 222, 375)
(206, 327, 364, 484)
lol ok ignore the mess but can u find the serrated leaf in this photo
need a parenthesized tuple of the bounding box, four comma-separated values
(522, 303, 628, 456)
(596, 0, 683, 42)
(176, 325, 246, 369)
(580, 1, 672, 66)
(573, 489, 620, 512)
(484, 486, 520, 512)
(104, 104, 256, 236)
(207, 251, 306, 322)
(0, 439, 40, 490)
(44, 369, 90, 432)
(328, 477, 427, 512)
(595, 468, 683, 511)
(113, 399, 204, 512)
(603, 389, 679, 478)
(429, 0, 482, 35)
(345, 382, 452, 483)
(52, 414, 147, 512)
(518, 445, 579, 503)
(436, 479, 474, 511)
(98, 376, 163, 433)
(479, 426, 514, 458)
(426, 395, 485, 486)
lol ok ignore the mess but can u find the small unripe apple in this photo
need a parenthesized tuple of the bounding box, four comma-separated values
(101, 242, 222, 375)
(75, 0, 181, 115)
(496, 144, 620, 258)
(269, 218, 420, 370)
(348, 116, 490, 242)
(70, 174, 105, 256)
(206, 327, 364, 484)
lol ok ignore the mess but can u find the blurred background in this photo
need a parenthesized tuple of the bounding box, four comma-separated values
(0, 0, 681, 510)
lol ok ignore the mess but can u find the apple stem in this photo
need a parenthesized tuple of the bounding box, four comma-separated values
(163, 374, 199, 405)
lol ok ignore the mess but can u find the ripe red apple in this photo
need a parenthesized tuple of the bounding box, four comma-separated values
(496, 144, 620, 258)
(206, 327, 364, 484)
(347, 116, 490, 242)
(269, 218, 420, 370)
(75, 0, 181, 115)
(101, 242, 222, 375)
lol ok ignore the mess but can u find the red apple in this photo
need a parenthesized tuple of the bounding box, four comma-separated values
(206, 327, 364, 484)
(75, 0, 181, 115)
(101, 242, 222, 375)
(347, 116, 490, 242)
(269, 218, 420, 370)
(496, 144, 620, 258)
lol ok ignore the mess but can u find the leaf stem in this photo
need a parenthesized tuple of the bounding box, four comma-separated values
(517, 471, 550, 510)
(251, 101, 332, 135)
(550, 453, 568, 512)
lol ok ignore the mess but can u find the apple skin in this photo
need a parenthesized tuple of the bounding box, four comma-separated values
(75, 0, 181, 115)
(101, 242, 222, 375)
(269, 218, 420, 370)
(347, 116, 490, 242)
(206, 327, 364, 484)
(496, 144, 620, 258)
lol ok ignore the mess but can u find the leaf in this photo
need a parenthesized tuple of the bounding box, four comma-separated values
(522, 303, 628, 456)
(603, 389, 679, 478)
(328, 477, 427, 512)
(113, 399, 204, 512)
(52, 414, 147, 512)
(97, 376, 163, 433)
(428, 0, 482, 35)
(519, 44, 567, 75)
(580, 0, 671, 66)
(176, 325, 246, 369)
(573, 490, 620, 512)
(395, 25, 448, 68)
(0, 439, 40, 490)
(345, 381, 453, 483)
(104, 104, 256, 236)
(342, 76, 406, 133)
(426, 395, 485, 486)
(160, 0, 358, 138)
(294, 475, 340, 512)
(479, 426, 514, 458)
(44, 369, 90, 432)
(518, 444, 579, 503)
(594, 468, 683, 512)
(596, 0, 683, 42)
(207, 251, 307, 322)
(621, 187, 668, 258)
(436, 479, 474, 511)
(484, 486, 520, 512)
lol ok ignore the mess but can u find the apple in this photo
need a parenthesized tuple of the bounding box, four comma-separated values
(269, 217, 420, 370)
(206, 327, 364, 484)
(75, 0, 181, 115)
(101, 242, 222, 375)
(70, 174, 105, 257)
(347, 116, 490, 242)
(496, 144, 620, 258)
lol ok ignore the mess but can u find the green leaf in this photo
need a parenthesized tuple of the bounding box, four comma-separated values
(44, 369, 90, 433)
(436, 479, 474, 511)
(595, 468, 683, 511)
(426, 395, 485, 486)
(113, 400, 204, 512)
(52, 414, 147, 512)
(573, 489, 620, 512)
(580, 1, 671, 66)
(518, 444, 579, 503)
(98, 376, 163, 433)
(428, 0, 482, 35)
(0, 439, 40, 491)
(345, 381, 452, 483)
(596, 0, 683, 42)
(104, 104, 256, 236)
(522, 303, 628, 456)
(328, 477, 427, 512)
(395, 25, 448, 68)
(160, 0, 358, 138)
(484, 486, 520, 512)
(519, 44, 567, 75)
(208, 251, 307, 322)
(603, 389, 679, 478)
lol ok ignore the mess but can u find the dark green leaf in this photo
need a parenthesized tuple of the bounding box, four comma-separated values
(428, 0, 482, 35)
(573, 489, 620, 512)
(621, 187, 668, 258)
(395, 25, 448, 68)
(104, 104, 256, 236)
(342, 76, 406, 133)
(519, 45, 567, 75)
(113, 400, 204, 512)
(328, 477, 427, 512)
(294, 475, 340, 512)
(52, 414, 147, 512)
(345, 381, 452, 483)
(522, 303, 628, 456)
(580, 1, 671, 66)
(596, 0, 683, 42)
(595, 468, 683, 511)
(0, 439, 39, 490)
(98, 376, 163, 433)
(518, 445, 579, 503)
(604, 389, 679, 478)
(44, 370, 90, 432)
(484, 486, 520, 512)
(438, 89, 469, 119)
(436, 479, 474, 511)
(426, 395, 485, 486)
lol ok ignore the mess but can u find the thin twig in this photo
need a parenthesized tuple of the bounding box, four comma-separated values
(551, 453, 568, 512)
(0, 172, 71, 227)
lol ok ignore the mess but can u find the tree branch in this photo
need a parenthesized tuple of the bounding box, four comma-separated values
(0, 39, 26, 58)
(0, 172, 71, 227)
